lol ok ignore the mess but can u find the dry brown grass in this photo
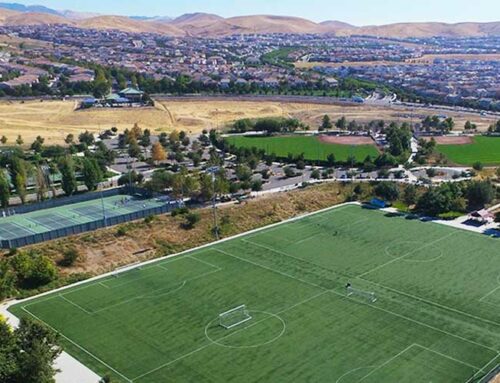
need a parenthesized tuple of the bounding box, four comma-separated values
(21, 182, 366, 278)
(296, 53, 500, 69)
(0, 98, 495, 145)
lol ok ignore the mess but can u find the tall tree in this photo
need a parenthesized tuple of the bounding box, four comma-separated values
(151, 142, 166, 164)
(15, 135, 23, 146)
(82, 158, 103, 191)
(59, 156, 77, 196)
(13, 318, 62, 383)
(0, 169, 10, 208)
(10, 157, 27, 204)
(321, 115, 332, 131)
(34, 165, 48, 202)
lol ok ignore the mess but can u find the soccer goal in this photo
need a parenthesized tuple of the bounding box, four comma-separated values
(219, 305, 252, 329)
(347, 286, 377, 303)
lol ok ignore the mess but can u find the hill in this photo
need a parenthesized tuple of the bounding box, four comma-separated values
(77, 15, 185, 35)
(0, 7, 18, 21)
(0, 5, 497, 38)
(355, 22, 500, 38)
(0, 2, 58, 14)
(225, 15, 326, 35)
(2, 11, 73, 26)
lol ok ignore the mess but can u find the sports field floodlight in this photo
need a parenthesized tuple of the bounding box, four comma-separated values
(219, 305, 252, 329)
(347, 286, 377, 303)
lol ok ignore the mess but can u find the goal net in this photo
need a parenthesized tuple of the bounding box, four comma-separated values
(347, 286, 377, 303)
(219, 305, 252, 329)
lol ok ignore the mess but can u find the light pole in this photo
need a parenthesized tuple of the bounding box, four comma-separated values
(207, 166, 220, 240)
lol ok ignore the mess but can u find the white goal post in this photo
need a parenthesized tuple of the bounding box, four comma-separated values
(347, 286, 377, 303)
(219, 305, 252, 329)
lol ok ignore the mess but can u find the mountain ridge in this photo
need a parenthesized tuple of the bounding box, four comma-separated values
(0, 4, 498, 38)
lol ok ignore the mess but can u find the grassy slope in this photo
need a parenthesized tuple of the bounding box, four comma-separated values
(10, 206, 500, 382)
(437, 136, 500, 166)
(226, 135, 379, 162)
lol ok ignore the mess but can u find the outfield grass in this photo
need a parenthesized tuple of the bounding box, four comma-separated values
(225, 135, 379, 162)
(437, 136, 500, 166)
(9, 204, 500, 383)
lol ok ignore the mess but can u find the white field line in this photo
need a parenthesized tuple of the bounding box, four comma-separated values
(479, 285, 500, 303)
(359, 343, 479, 383)
(217, 247, 497, 354)
(356, 232, 456, 278)
(132, 289, 328, 382)
(357, 344, 416, 382)
(187, 254, 222, 272)
(292, 217, 369, 245)
(466, 353, 500, 383)
(58, 294, 93, 315)
(241, 237, 341, 275)
(215, 248, 326, 291)
(415, 343, 481, 370)
(21, 306, 133, 383)
(359, 278, 500, 329)
(28, 266, 221, 316)
(244, 205, 353, 241)
(91, 281, 188, 315)
(331, 287, 498, 353)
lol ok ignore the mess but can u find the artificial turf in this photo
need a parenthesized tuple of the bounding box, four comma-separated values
(437, 136, 500, 166)
(225, 135, 379, 162)
(9, 204, 500, 383)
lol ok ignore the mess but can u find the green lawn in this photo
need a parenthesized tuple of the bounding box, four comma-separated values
(9, 205, 500, 382)
(225, 135, 379, 162)
(437, 136, 500, 166)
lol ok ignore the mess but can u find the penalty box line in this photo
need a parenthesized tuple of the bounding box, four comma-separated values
(216, 246, 497, 355)
(24, 253, 223, 313)
(58, 266, 221, 316)
(358, 343, 480, 383)
(358, 276, 500, 330)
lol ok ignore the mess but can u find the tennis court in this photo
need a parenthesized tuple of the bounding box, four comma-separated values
(0, 194, 169, 243)
(8, 204, 500, 382)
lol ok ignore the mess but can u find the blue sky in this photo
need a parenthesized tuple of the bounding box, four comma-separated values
(13, 0, 500, 25)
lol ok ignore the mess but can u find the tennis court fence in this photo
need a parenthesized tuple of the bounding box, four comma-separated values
(0, 188, 123, 216)
(0, 187, 180, 249)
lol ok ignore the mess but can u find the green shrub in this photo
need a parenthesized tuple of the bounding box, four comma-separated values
(184, 212, 201, 229)
(144, 215, 156, 225)
(116, 226, 128, 237)
(472, 161, 484, 171)
(58, 248, 80, 267)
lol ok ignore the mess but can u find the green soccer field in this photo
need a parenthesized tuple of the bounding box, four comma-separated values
(225, 135, 379, 162)
(9, 204, 500, 383)
(437, 136, 500, 166)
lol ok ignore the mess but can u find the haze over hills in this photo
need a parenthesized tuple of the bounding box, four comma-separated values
(0, 2, 498, 37)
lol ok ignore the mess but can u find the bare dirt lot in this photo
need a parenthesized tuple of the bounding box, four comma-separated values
(425, 136, 474, 145)
(318, 135, 376, 145)
(0, 98, 495, 145)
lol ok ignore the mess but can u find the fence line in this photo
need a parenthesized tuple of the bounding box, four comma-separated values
(1, 201, 180, 249)
(0, 188, 124, 216)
